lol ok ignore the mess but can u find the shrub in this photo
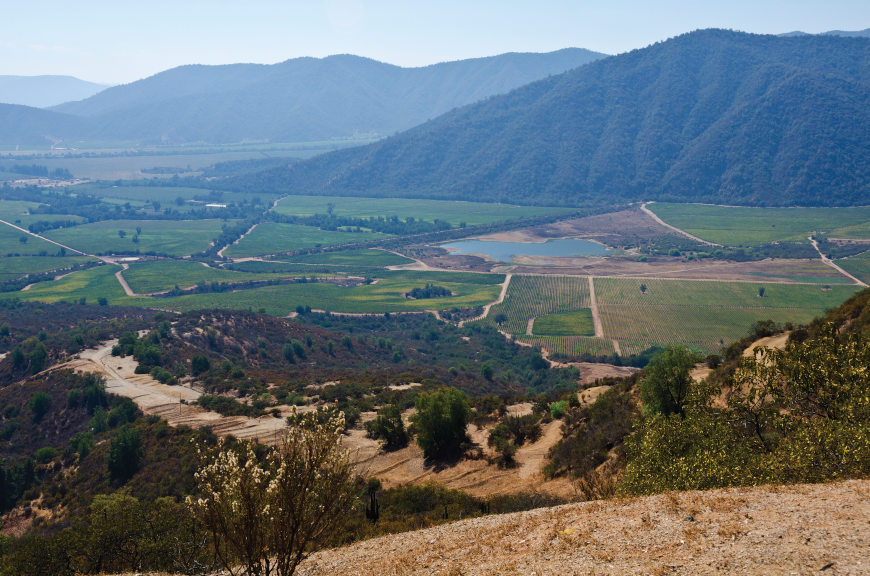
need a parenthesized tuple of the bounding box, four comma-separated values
(189, 411, 358, 576)
(29, 391, 51, 422)
(34, 446, 58, 463)
(366, 404, 409, 451)
(106, 425, 143, 483)
(549, 400, 568, 420)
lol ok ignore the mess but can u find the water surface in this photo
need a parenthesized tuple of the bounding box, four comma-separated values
(440, 238, 610, 262)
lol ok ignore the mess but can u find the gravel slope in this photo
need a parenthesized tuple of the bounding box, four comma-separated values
(298, 480, 869, 576)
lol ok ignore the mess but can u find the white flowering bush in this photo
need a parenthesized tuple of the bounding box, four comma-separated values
(188, 410, 358, 576)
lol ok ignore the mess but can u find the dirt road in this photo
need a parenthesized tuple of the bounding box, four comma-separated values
(640, 202, 722, 247)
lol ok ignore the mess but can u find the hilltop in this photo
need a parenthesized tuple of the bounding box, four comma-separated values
(254, 29, 870, 207)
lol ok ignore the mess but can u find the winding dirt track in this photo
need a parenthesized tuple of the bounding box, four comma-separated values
(810, 237, 868, 287)
(65, 341, 289, 444)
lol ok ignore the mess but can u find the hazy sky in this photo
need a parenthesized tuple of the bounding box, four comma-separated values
(4, 0, 870, 84)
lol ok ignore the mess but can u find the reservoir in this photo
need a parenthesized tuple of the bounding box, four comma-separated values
(440, 237, 611, 262)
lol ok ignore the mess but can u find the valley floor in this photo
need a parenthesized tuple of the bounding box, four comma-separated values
(297, 479, 869, 576)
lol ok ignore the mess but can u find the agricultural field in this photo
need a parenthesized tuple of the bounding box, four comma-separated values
(0, 255, 95, 280)
(521, 335, 616, 358)
(156, 270, 503, 315)
(648, 203, 870, 246)
(225, 260, 395, 278)
(5, 264, 127, 304)
(223, 222, 389, 258)
(120, 260, 290, 294)
(531, 309, 594, 336)
(594, 277, 862, 355)
(836, 251, 870, 285)
(483, 275, 592, 335)
(273, 195, 575, 226)
(43, 219, 229, 256)
(0, 200, 44, 222)
(283, 248, 412, 267)
(6, 266, 504, 316)
(0, 223, 66, 256)
(71, 183, 280, 210)
(473, 275, 617, 356)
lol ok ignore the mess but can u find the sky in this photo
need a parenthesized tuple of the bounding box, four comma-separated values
(3, 0, 870, 85)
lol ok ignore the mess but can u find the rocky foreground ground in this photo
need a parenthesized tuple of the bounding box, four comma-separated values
(297, 479, 869, 576)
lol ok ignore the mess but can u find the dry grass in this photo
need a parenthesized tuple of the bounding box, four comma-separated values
(297, 480, 870, 576)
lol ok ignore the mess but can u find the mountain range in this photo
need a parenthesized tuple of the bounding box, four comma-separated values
(0, 49, 604, 146)
(245, 29, 870, 208)
(0, 75, 109, 108)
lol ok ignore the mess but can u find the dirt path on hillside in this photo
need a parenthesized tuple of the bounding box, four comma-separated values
(640, 202, 722, 247)
(63, 340, 575, 497)
(64, 341, 290, 443)
(810, 237, 868, 287)
(299, 479, 870, 576)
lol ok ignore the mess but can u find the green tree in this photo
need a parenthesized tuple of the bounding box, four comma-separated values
(29, 343, 47, 374)
(366, 404, 409, 451)
(639, 345, 702, 417)
(411, 387, 471, 461)
(29, 391, 52, 422)
(106, 425, 143, 483)
(190, 355, 210, 376)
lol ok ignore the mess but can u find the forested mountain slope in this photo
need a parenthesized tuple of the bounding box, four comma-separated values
(251, 30, 870, 207)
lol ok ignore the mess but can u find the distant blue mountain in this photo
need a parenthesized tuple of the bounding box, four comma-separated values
(780, 28, 870, 38)
(0, 75, 109, 108)
(0, 49, 605, 146)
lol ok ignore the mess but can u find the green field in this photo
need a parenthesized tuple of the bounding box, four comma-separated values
(0, 223, 66, 256)
(225, 260, 393, 278)
(521, 335, 616, 358)
(224, 222, 389, 258)
(474, 275, 616, 356)
(121, 260, 290, 294)
(71, 183, 280, 209)
(836, 251, 870, 285)
(594, 277, 861, 354)
(147, 271, 502, 315)
(0, 199, 86, 229)
(283, 249, 412, 267)
(7, 265, 128, 304)
(475, 273, 862, 358)
(43, 219, 228, 256)
(532, 309, 595, 336)
(483, 275, 592, 335)
(273, 195, 574, 226)
(6, 267, 503, 316)
(648, 203, 870, 246)
(0, 256, 96, 280)
(0, 200, 43, 222)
